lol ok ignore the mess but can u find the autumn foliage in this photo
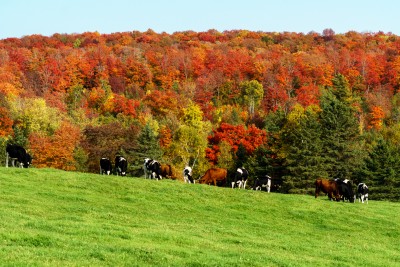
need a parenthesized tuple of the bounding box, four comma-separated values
(28, 122, 80, 170)
(1, 29, 400, 185)
(206, 123, 267, 164)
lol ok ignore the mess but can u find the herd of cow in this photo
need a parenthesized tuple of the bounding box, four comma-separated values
(315, 178, 369, 204)
(4, 145, 369, 202)
(100, 157, 275, 191)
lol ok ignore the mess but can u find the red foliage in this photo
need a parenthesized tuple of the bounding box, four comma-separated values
(112, 94, 139, 117)
(296, 84, 320, 107)
(206, 123, 267, 164)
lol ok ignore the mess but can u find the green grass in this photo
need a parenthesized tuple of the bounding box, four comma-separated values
(0, 167, 399, 266)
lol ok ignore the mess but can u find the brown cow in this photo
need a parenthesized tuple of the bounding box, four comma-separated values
(315, 178, 340, 201)
(199, 168, 227, 186)
(160, 164, 176, 179)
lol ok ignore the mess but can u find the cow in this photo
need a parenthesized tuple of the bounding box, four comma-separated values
(6, 144, 31, 168)
(253, 175, 272, 192)
(336, 179, 355, 203)
(100, 157, 112, 175)
(25, 153, 32, 168)
(198, 168, 227, 186)
(183, 166, 193, 183)
(143, 158, 161, 179)
(115, 156, 127, 176)
(160, 164, 175, 179)
(232, 167, 249, 189)
(357, 183, 369, 204)
(315, 178, 340, 201)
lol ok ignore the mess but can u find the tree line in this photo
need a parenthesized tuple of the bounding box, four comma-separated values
(0, 29, 399, 200)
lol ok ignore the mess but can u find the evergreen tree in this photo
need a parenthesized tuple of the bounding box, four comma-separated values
(361, 138, 400, 200)
(281, 105, 325, 193)
(137, 122, 162, 159)
(319, 75, 363, 180)
(130, 122, 162, 176)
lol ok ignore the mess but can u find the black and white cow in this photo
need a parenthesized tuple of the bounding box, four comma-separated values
(115, 156, 127, 176)
(357, 183, 369, 204)
(6, 144, 31, 168)
(183, 166, 193, 183)
(336, 179, 355, 203)
(253, 175, 271, 192)
(100, 157, 112, 175)
(26, 153, 32, 167)
(143, 158, 161, 179)
(232, 167, 249, 189)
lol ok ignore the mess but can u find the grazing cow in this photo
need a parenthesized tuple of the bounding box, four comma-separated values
(115, 156, 127, 176)
(100, 158, 112, 175)
(336, 179, 355, 203)
(253, 175, 272, 192)
(199, 168, 227, 186)
(232, 167, 249, 189)
(160, 164, 175, 179)
(143, 158, 161, 179)
(315, 178, 340, 201)
(6, 144, 30, 168)
(357, 183, 369, 204)
(183, 166, 193, 183)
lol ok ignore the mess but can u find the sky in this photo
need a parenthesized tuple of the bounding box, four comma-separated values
(1, 0, 399, 39)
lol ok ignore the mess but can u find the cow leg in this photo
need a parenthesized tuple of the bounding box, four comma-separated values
(243, 180, 247, 189)
(6, 153, 9, 168)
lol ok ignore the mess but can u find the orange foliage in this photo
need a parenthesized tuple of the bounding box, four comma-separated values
(0, 107, 13, 137)
(143, 89, 180, 117)
(368, 106, 385, 130)
(28, 121, 80, 170)
(159, 126, 172, 148)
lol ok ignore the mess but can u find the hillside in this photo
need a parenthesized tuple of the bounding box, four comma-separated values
(1, 30, 400, 200)
(0, 167, 399, 266)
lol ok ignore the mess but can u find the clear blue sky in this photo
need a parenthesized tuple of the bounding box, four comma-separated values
(1, 0, 399, 39)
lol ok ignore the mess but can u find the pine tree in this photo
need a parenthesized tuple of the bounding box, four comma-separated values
(137, 123, 162, 159)
(319, 75, 363, 180)
(282, 105, 325, 193)
(129, 122, 162, 176)
(361, 138, 400, 200)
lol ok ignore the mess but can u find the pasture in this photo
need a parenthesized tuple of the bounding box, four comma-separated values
(0, 167, 399, 266)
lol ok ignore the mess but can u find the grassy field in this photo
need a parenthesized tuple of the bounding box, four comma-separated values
(0, 167, 399, 266)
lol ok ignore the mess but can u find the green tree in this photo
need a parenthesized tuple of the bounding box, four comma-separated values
(360, 138, 400, 200)
(136, 122, 162, 161)
(167, 102, 211, 177)
(319, 75, 363, 180)
(282, 105, 325, 194)
(240, 80, 264, 115)
(216, 141, 234, 171)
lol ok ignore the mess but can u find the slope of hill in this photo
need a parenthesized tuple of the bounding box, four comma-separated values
(0, 167, 399, 266)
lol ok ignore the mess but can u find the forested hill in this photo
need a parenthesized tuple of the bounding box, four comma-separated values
(0, 29, 400, 200)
